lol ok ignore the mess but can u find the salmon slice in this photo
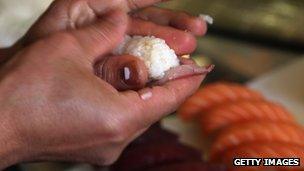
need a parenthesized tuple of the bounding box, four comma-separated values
(210, 122, 304, 160)
(216, 142, 304, 171)
(178, 82, 263, 121)
(201, 101, 295, 135)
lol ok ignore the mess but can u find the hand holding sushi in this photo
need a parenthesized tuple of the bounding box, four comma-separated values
(1, 0, 210, 90)
(0, 0, 211, 169)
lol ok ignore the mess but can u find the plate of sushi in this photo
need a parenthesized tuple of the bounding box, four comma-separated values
(161, 58, 304, 171)
(90, 51, 304, 171)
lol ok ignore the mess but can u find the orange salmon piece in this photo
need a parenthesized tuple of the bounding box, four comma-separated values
(178, 82, 263, 121)
(201, 101, 295, 135)
(210, 122, 304, 160)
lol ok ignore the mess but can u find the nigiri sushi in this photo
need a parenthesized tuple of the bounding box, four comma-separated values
(178, 82, 264, 120)
(113, 35, 213, 85)
(210, 122, 304, 160)
(201, 101, 294, 135)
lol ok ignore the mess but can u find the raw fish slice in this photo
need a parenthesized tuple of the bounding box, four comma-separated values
(201, 101, 295, 135)
(210, 122, 304, 160)
(151, 64, 214, 86)
(178, 83, 263, 121)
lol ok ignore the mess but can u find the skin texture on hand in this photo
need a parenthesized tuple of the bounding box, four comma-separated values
(0, 0, 208, 169)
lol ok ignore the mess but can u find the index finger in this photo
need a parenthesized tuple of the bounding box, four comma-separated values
(124, 0, 169, 11)
(122, 74, 206, 127)
(88, 0, 168, 14)
(23, 0, 169, 45)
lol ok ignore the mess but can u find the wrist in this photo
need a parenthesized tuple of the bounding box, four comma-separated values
(0, 113, 26, 170)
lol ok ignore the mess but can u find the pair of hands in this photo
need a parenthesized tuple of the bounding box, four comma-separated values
(0, 0, 207, 169)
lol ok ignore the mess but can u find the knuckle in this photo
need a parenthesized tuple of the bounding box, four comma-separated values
(53, 32, 79, 47)
(105, 121, 129, 144)
(46, 32, 82, 55)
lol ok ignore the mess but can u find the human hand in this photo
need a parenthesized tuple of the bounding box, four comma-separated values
(1, 0, 207, 90)
(0, 0, 208, 169)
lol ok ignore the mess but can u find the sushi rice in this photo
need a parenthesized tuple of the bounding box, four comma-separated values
(114, 35, 180, 80)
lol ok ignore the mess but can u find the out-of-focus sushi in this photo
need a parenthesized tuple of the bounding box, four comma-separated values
(177, 82, 304, 170)
(210, 122, 304, 160)
(178, 82, 264, 121)
(200, 101, 294, 134)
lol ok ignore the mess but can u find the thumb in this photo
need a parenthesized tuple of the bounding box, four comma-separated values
(68, 10, 128, 64)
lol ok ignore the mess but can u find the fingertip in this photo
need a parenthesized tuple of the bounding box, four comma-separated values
(168, 11, 208, 36)
(180, 18, 207, 36)
(173, 32, 197, 54)
(192, 17, 208, 36)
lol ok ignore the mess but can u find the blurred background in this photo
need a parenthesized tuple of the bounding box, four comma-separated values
(162, 0, 304, 83)
(1, 0, 303, 171)
(1, 0, 303, 82)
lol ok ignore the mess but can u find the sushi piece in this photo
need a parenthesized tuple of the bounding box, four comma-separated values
(200, 101, 295, 134)
(210, 122, 304, 160)
(178, 82, 264, 121)
(216, 142, 304, 171)
(114, 35, 180, 80)
(113, 35, 213, 84)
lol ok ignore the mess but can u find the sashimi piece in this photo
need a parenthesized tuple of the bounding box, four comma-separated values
(178, 82, 264, 121)
(146, 161, 226, 171)
(110, 142, 202, 171)
(215, 142, 304, 171)
(210, 122, 304, 160)
(201, 101, 295, 135)
(151, 64, 214, 86)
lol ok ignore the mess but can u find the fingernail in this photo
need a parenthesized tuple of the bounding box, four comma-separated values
(198, 14, 214, 25)
(181, 54, 190, 59)
(206, 64, 215, 73)
(140, 91, 153, 100)
(120, 61, 139, 87)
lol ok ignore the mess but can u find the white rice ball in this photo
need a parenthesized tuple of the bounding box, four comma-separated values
(114, 35, 180, 80)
